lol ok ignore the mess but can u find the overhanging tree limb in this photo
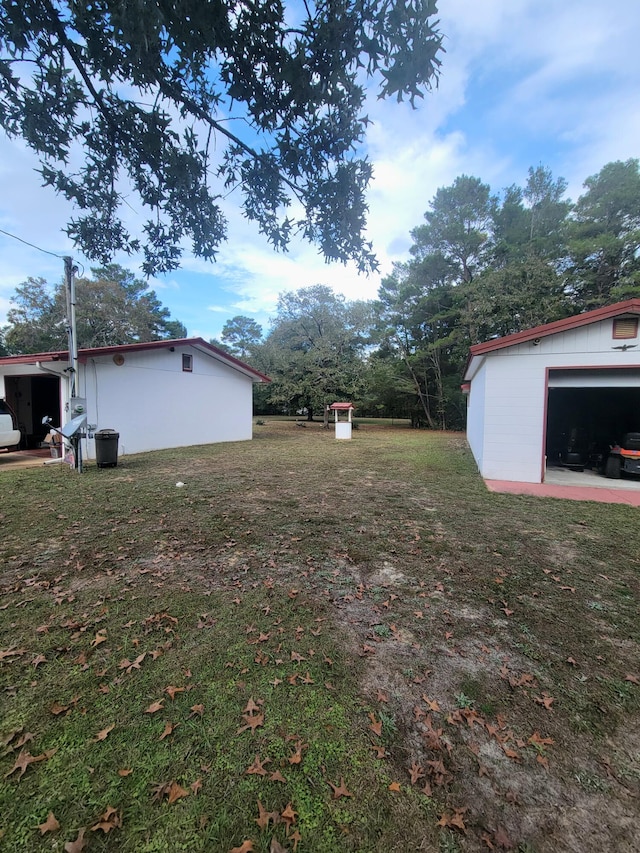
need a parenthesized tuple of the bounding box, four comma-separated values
(0, 0, 443, 274)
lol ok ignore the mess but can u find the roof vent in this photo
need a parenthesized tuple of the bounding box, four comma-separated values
(613, 318, 638, 340)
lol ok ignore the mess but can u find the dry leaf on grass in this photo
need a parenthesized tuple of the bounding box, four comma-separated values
(91, 805, 122, 833)
(93, 724, 115, 742)
(64, 828, 87, 852)
(328, 777, 353, 799)
(37, 812, 60, 834)
(4, 748, 57, 780)
(246, 755, 270, 776)
(229, 841, 254, 853)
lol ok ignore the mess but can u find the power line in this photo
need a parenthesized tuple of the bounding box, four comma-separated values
(0, 227, 66, 259)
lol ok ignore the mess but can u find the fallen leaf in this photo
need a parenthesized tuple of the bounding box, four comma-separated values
(145, 700, 165, 714)
(533, 693, 555, 710)
(118, 768, 132, 777)
(255, 799, 278, 830)
(528, 731, 554, 747)
(38, 812, 60, 834)
(269, 770, 286, 783)
(94, 724, 115, 742)
(368, 712, 383, 736)
(190, 778, 202, 795)
(437, 809, 467, 833)
(625, 674, 639, 685)
(408, 763, 424, 784)
(246, 755, 270, 776)
(64, 828, 87, 852)
(328, 777, 353, 799)
(165, 685, 185, 700)
(167, 781, 190, 804)
(280, 802, 298, 829)
(270, 838, 288, 853)
(189, 704, 205, 717)
(90, 805, 122, 833)
(229, 842, 254, 853)
(91, 631, 107, 647)
(388, 781, 401, 792)
(4, 747, 57, 780)
(422, 694, 440, 712)
(237, 711, 265, 734)
(159, 721, 178, 741)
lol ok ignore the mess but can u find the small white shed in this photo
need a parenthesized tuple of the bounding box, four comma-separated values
(0, 338, 270, 459)
(463, 299, 640, 483)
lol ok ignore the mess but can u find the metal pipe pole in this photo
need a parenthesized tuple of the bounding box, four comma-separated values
(64, 256, 82, 472)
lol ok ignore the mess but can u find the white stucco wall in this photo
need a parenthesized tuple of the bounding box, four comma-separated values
(78, 345, 255, 459)
(467, 317, 640, 483)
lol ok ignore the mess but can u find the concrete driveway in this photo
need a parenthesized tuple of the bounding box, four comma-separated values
(0, 448, 62, 471)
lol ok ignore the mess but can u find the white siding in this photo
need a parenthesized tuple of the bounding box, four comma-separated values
(465, 365, 486, 472)
(466, 316, 640, 483)
(79, 345, 254, 459)
(480, 357, 547, 482)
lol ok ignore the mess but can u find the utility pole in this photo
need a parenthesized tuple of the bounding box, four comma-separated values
(64, 256, 83, 472)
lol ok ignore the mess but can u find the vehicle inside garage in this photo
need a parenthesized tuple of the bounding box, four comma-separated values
(546, 369, 640, 473)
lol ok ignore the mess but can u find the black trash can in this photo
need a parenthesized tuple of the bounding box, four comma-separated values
(94, 429, 119, 468)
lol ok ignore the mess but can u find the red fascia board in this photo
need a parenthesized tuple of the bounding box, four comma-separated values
(0, 337, 271, 383)
(329, 402, 355, 410)
(469, 299, 640, 357)
(0, 350, 68, 365)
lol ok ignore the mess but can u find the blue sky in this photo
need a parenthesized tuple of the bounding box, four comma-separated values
(1, 0, 639, 342)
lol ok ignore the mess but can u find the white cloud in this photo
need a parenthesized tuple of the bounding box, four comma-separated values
(1, 0, 639, 337)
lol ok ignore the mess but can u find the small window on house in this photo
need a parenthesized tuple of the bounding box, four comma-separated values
(612, 318, 638, 340)
(182, 353, 193, 372)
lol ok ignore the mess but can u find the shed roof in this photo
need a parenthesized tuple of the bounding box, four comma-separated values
(464, 298, 640, 382)
(329, 402, 355, 410)
(469, 299, 640, 357)
(0, 337, 271, 383)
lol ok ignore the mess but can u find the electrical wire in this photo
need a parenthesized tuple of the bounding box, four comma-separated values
(0, 227, 67, 259)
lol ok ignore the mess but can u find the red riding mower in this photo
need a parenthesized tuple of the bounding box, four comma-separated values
(604, 432, 640, 479)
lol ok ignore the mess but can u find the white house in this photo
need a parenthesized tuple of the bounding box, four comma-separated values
(0, 338, 270, 459)
(463, 299, 640, 484)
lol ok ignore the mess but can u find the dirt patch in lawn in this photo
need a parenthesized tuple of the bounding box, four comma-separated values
(1, 423, 638, 852)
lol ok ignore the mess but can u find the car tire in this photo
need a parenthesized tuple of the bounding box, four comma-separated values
(605, 456, 621, 479)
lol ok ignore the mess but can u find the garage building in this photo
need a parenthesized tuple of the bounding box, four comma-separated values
(463, 299, 640, 484)
(0, 338, 270, 459)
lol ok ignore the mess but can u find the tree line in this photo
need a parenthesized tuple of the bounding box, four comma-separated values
(2, 158, 639, 429)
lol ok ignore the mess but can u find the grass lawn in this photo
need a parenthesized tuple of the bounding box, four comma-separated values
(1, 421, 638, 853)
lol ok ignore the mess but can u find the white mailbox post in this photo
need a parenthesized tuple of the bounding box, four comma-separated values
(330, 402, 355, 440)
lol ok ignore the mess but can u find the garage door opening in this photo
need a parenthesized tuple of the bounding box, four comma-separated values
(546, 368, 640, 479)
(4, 375, 62, 449)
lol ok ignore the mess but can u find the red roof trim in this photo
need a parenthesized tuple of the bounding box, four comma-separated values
(329, 402, 355, 410)
(0, 337, 271, 382)
(469, 299, 640, 357)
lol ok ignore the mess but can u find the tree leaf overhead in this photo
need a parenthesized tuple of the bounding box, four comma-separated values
(0, 0, 443, 274)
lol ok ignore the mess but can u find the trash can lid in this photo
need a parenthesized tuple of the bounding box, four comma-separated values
(95, 429, 119, 436)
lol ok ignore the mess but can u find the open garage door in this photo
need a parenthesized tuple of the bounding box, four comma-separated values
(546, 368, 640, 470)
(4, 375, 62, 449)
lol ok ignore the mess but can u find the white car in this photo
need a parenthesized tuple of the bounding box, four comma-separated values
(0, 399, 21, 451)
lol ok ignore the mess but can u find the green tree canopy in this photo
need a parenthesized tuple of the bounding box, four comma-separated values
(567, 159, 640, 306)
(2, 264, 186, 353)
(221, 316, 263, 361)
(0, 0, 443, 275)
(258, 284, 374, 420)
